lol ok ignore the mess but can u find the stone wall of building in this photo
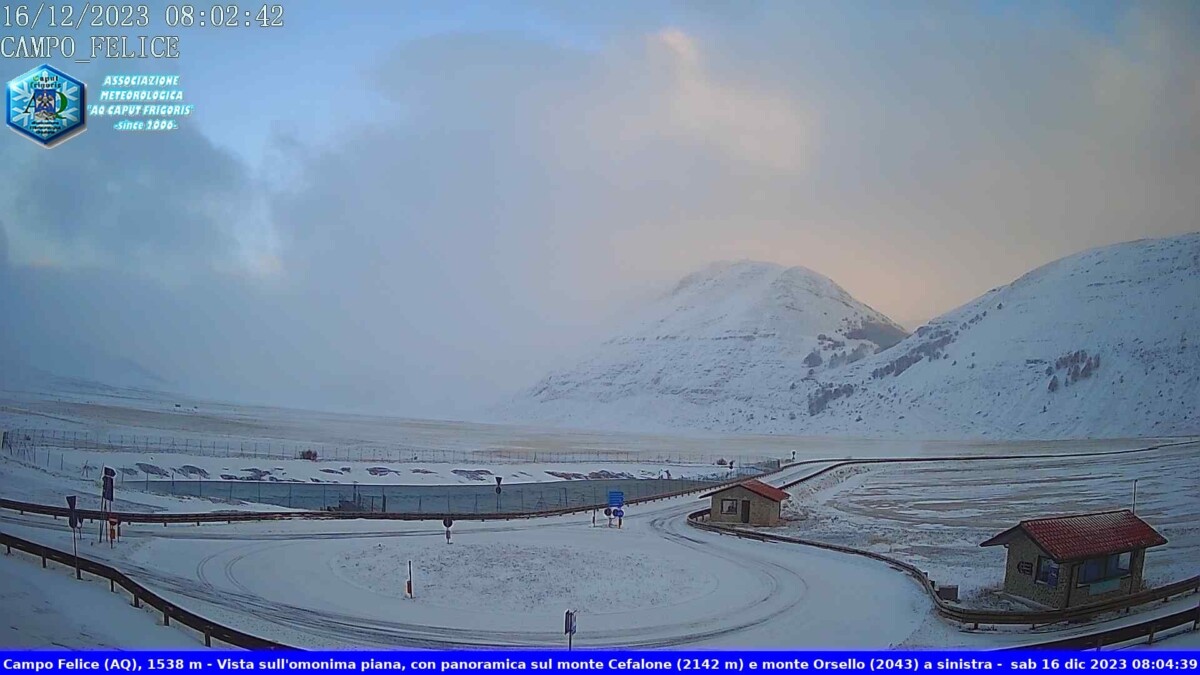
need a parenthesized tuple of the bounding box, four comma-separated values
(708, 485, 782, 526)
(1002, 536, 1072, 609)
(1002, 535, 1147, 609)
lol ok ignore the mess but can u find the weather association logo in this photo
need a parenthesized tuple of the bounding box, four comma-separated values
(6, 64, 87, 148)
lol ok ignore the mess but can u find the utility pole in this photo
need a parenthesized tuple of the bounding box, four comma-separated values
(1132, 479, 1138, 515)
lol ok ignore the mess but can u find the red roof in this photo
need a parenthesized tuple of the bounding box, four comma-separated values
(980, 510, 1167, 562)
(701, 479, 790, 503)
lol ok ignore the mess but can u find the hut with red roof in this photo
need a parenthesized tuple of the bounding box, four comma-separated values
(701, 479, 790, 526)
(980, 509, 1167, 609)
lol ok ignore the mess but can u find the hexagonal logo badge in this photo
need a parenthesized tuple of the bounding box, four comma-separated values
(6, 64, 87, 148)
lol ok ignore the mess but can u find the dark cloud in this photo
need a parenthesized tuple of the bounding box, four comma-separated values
(4, 126, 259, 276)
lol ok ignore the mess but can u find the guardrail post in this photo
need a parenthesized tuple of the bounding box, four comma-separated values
(204, 630, 211, 647)
(110, 579, 115, 592)
(133, 594, 140, 608)
(163, 607, 170, 626)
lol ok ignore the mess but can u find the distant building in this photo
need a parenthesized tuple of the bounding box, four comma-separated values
(701, 479, 790, 526)
(980, 510, 1167, 610)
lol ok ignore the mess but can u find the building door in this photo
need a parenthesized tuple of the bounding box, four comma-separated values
(740, 500, 750, 524)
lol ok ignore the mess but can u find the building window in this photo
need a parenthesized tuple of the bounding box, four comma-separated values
(720, 499, 739, 515)
(1035, 557, 1059, 587)
(1078, 551, 1133, 585)
(1106, 551, 1132, 577)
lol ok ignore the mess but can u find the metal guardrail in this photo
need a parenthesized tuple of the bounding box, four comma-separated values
(0, 531, 294, 649)
(999, 604, 1200, 650)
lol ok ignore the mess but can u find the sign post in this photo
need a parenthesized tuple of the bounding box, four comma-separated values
(607, 491, 624, 529)
(100, 467, 115, 544)
(407, 560, 413, 598)
(443, 517, 453, 544)
(66, 496, 80, 580)
(495, 476, 503, 513)
(564, 610, 577, 651)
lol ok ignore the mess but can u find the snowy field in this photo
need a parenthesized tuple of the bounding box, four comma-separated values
(2, 388, 1183, 464)
(782, 442, 1200, 606)
(0, 552, 206, 649)
(2, 460, 1198, 650)
(3, 386, 1199, 650)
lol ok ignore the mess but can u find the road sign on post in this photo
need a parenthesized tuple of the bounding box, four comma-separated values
(66, 496, 80, 579)
(607, 491, 624, 507)
(564, 610, 577, 650)
(102, 467, 115, 501)
(614, 507, 624, 529)
(443, 517, 453, 544)
(66, 495, 79, 530)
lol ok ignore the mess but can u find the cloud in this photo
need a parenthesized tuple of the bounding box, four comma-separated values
(650, 27, 813, 171)
(1, 125, 276, 283)
(1, 2, 1197, 417)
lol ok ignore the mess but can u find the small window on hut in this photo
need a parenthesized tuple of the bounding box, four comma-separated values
(1035, 557, 1059, 587)
(720, 499, 739, 515)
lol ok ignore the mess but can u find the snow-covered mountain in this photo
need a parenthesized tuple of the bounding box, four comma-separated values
(503, 234, 1200, 439)
(805, 233, 1200, 438)
(499, 260, 909, 431)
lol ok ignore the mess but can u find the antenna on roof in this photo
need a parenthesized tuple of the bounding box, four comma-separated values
(1131, 479, 1138, 515)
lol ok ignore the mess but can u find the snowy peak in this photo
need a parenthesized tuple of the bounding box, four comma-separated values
(502, 259, 910, 431)
(623, 260, 906, 347)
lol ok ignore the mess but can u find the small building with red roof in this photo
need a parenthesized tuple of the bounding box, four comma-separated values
(701, 479, 790, 526)
(980, 510, 1167, 609)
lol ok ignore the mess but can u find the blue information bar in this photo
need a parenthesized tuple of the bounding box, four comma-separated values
(1, 652, 1198, 675)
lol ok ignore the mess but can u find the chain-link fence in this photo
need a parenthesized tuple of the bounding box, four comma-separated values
(2, 428, 779, 514)
(3, 427, 777, 467)
(138, 476, 730, 514)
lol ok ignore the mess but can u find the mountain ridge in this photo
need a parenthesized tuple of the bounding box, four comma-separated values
(502, 233, 1200, 438)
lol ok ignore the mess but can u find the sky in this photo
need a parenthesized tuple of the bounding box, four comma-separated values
(1, 0, 1197, 419)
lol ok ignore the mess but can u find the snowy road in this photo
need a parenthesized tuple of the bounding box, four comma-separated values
(0, 462, 947, 649)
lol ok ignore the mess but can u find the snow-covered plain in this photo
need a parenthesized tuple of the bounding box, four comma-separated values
(2, 375, 1198, 649)
(2, 456, 1198, 650)
(781, 442, 1200, 606)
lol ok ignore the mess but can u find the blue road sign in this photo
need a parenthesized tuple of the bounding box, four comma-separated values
(613, 508, 624, 519)
(607, 491, 624, 507)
